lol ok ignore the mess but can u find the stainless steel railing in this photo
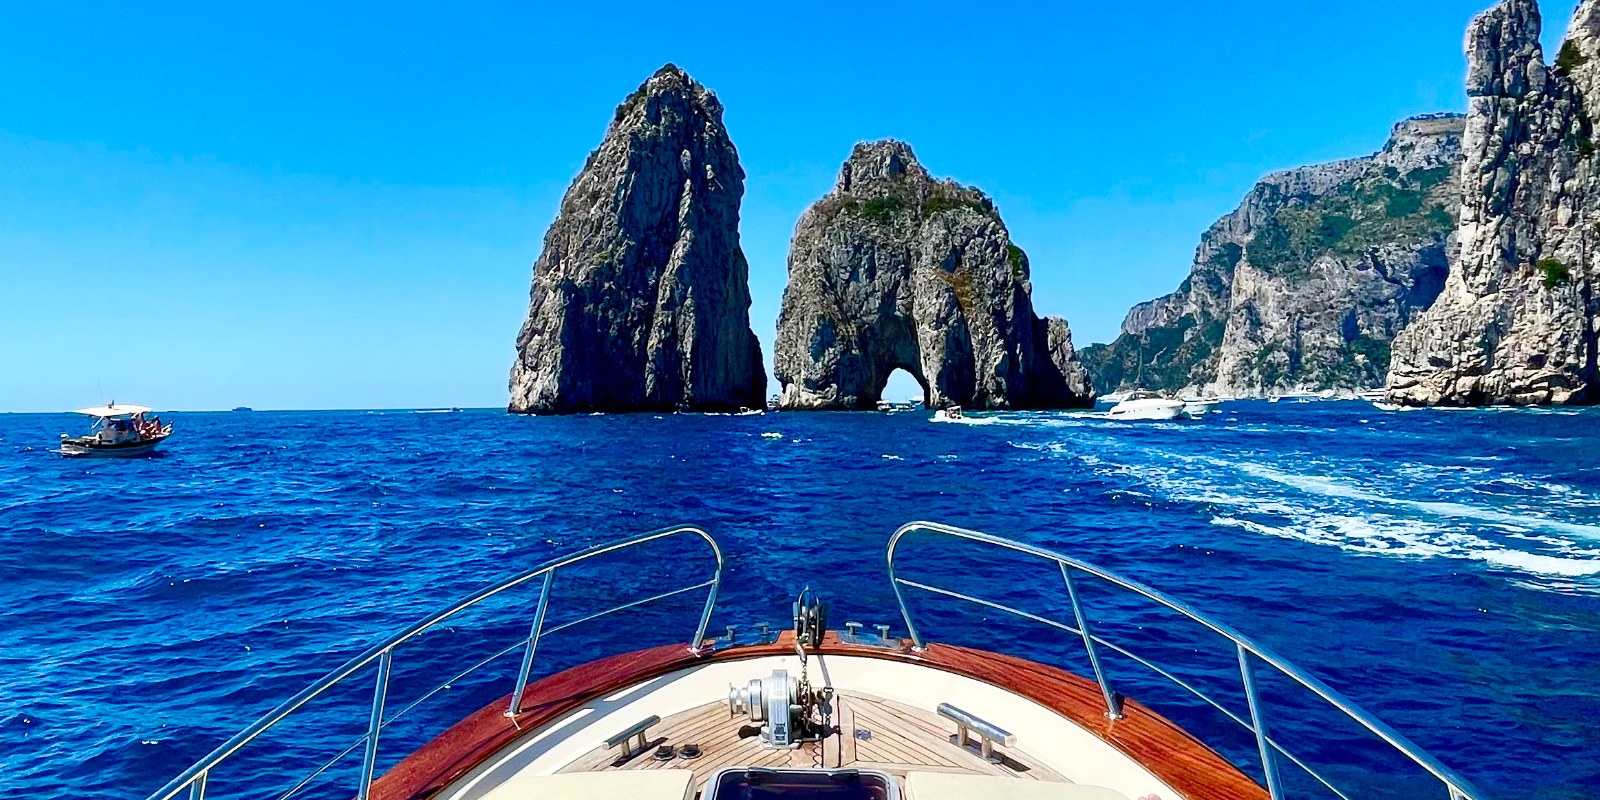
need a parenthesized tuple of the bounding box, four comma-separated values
(145, 525, 724, 800)
(885, 521, 1483, 800)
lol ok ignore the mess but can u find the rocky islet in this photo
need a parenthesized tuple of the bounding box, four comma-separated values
(772, 141, 1093, 411)
(508, 65, 766, 414)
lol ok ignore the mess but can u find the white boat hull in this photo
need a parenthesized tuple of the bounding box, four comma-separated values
(59, 432, 170, 457)
(1107, 398, 1184, 421)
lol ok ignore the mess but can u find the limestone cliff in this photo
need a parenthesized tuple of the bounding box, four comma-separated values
(1387, 0, 1600, 406)
(1081, 115, 1464, 396)
(508, 65, 765, 414)
(773, 141, 1093, 410)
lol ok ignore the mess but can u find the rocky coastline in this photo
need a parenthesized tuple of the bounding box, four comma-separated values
(510, 0, 1600, 413)
(1080, 115, 1464, 399)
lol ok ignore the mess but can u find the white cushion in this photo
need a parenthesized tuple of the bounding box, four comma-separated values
(905, 771, 1130, 800)
(479, 769, 695, 800)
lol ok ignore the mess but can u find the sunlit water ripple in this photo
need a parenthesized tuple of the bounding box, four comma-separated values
(1, 403, 1595, 799)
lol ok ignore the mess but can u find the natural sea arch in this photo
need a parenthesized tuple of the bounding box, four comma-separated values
(880, 366, 929, 406)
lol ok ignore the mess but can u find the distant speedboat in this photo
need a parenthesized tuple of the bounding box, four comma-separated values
(1371, 401, 1419, 412)
(1179, 397, 1221, 418)
(932, 405, 964, 422)
(1108, 393, 1184, 421)
(58, 404, 172, 457)
(1271, 390, 1318, 403)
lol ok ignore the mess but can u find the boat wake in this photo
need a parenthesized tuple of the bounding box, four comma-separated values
(1000, 413, 1600, 587)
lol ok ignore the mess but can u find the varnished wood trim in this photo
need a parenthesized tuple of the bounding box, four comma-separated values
(369, 633, 1265, 800)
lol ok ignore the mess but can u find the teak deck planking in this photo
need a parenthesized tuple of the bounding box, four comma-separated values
(552, 693, 1065, 794)
(368, 632, 1268, 800)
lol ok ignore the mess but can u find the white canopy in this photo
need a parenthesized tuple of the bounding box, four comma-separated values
(72, 404, 154, 417)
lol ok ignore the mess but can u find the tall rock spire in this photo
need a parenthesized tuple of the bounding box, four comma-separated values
(1388, 0, 1600, 405)
(509, 65, 766, 414)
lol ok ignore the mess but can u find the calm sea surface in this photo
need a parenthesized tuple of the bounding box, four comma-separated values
(2, 404, 1597, 799)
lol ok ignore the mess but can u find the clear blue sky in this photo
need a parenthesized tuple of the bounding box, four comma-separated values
(0, 1, 1577, 411)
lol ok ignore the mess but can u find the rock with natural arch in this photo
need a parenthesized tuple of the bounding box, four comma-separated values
(774, 141, 1094, 410)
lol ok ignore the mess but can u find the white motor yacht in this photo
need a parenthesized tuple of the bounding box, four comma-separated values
(58, 404, 172, 457)
(140, 523, 1483, 800)
(932, 406, 964, 422)
(1107, 393, 1184, 421)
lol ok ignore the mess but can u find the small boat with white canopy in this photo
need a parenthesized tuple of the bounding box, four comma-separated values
(58, 403, 172, 457)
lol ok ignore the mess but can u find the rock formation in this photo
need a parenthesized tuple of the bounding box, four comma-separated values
(773, 141, 1093, 410)
(508, 65, 766, 414)
(1387, 0, 1600, 406)
(1080, 115, 1465, 396)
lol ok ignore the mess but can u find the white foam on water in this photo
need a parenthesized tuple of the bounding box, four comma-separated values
(1475, 548, 1600, 577)
(1013, 423, 1600, 586)
(1236, 462, 1600, 541)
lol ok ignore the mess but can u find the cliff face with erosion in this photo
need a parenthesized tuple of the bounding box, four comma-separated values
(1081, 116, 1464, 396)
(774, 141, 1093, 410)
(508, 65, 766, 413)
(1388, 0, 1600, 405)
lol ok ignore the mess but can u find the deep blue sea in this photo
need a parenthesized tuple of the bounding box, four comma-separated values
(2, 403, 1597, 800)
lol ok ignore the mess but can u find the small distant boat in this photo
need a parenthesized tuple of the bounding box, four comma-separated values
(932, 405, 964, 422)
(1371, 401, 1420, 412)
(1271, 390, 1319, 403)
(1108, 392, 1184, 421)
(58, 404, 172, 457)
(232, 406, 254, 412)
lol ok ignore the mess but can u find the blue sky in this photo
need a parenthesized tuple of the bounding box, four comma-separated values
(0, 1, 1578, 411)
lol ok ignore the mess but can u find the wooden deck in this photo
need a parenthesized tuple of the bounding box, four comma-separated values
(370, 632, 1268, 800)
(554, 693, 1065, 793)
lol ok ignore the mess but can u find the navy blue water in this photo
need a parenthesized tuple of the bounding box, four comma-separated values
(2, 404, 1597, 799)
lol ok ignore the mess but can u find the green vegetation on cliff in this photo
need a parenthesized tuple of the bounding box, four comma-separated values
(1080, 115, 1463, 396)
